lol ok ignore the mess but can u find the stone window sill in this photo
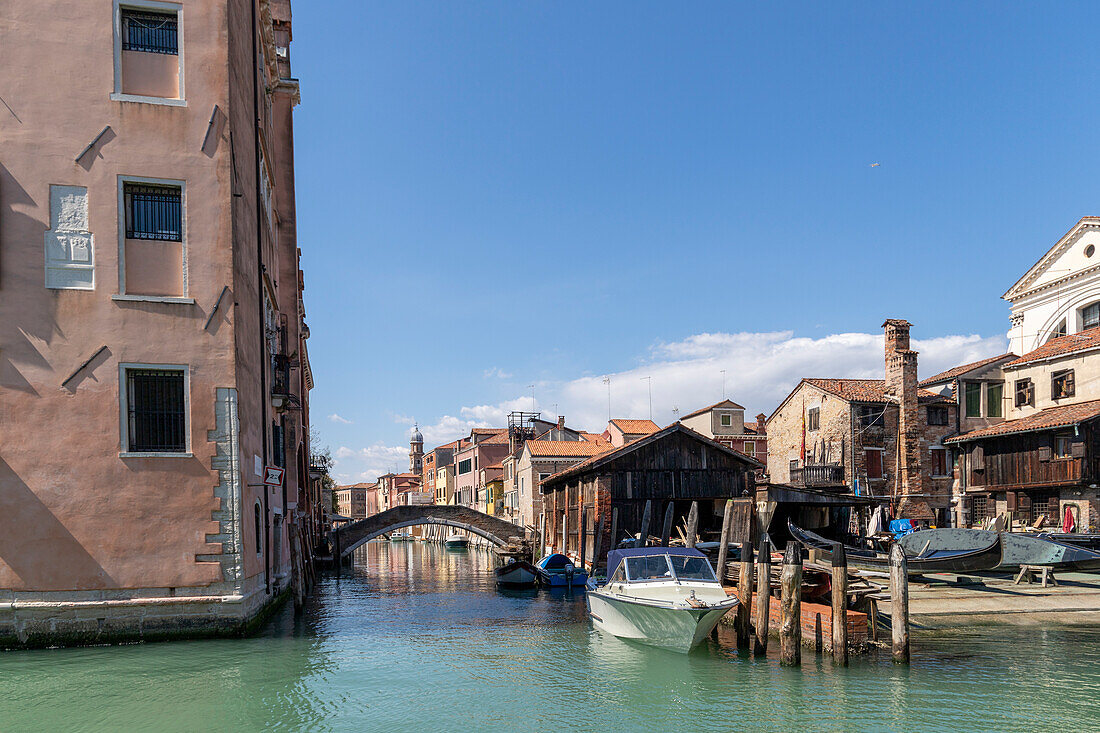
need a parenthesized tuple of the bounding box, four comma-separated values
(112, 294, 195, 305)
(110, 92, 187, 107)
(120, 452, 194, 459)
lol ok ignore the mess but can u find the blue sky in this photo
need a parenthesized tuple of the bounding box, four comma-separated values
(291, 1, 1100, 481)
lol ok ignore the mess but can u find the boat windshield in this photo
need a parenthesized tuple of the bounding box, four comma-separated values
(625, 555, 672, 581)
(667, 555, 718, 582)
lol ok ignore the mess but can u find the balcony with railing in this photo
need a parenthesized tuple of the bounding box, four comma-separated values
(790, 464, 846, 488)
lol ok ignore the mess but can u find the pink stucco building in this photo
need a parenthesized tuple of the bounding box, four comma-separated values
(0, 0, 318, 646)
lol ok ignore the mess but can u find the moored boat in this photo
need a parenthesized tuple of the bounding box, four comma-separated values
(389, 531, 412, 542)
(586, 547, 738, 652)
(494, 558, 539, 587)
(899, 528, 1100, 571)
(788, 521, 1003, 574)
(535, 553, 588, 587)
(444, 533, 470, 549)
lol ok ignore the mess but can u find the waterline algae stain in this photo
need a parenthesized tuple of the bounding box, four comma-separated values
(1, 542, 1099, 731)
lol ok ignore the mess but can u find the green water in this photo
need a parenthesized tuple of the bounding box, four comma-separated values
(2, 541, 1099, 732)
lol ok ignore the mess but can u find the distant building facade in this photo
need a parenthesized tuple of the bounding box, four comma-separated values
(679, 400, 768, 468)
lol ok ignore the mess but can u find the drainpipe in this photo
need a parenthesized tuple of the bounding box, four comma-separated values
(252, 0, 271, 596)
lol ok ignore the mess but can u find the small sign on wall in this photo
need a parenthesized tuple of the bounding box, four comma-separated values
(263, 466, 285, 487)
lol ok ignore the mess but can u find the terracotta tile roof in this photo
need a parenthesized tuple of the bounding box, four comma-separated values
(472, 427, 507, 435)
(481, 431, 511, 445)
(804, 378, 949, 404)
(680, 399, 746, 420)
(945, 399, 1100, 443)
(336, 482, 377, 490)
(919, 353, 1017, 387)
(608, 419, 660, 434)
(580, 432, 606, 442)
(1005, 327, 1100, 367)
(524, 440, 613, 458)
(543, 422, 763, 486)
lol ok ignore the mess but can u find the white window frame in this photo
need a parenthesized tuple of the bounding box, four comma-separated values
(719, 413, 732, 427)
(114, 175, 194, 303)
(111, 0, 187, 107)
(743, 441, 756, 458)
(864, 447, 885, 479)
(118, 362, 192, 458)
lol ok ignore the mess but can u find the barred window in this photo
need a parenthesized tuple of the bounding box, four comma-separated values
(927, 406, 949, 425)
(121, 10, 178, 55)
(126, 368, 186, 452)
(970, 495, 993, 524)
(125, 184, 182, 241)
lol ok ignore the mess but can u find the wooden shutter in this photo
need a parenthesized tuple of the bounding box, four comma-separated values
(1066, 371, 1076, 397)
(1038, 445, 1051, 462)
(971, 444, 985, 471)
(1072, 440, 1086, 458)
(1006, 491, 1017, 511)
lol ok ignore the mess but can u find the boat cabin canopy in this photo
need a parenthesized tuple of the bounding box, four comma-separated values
(606, 547, 718, 584)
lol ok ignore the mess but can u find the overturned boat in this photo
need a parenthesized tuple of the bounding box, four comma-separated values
(586, 547, 738, 653)
(899, 528, 1100, 571)
(788, 521, 1002, 574)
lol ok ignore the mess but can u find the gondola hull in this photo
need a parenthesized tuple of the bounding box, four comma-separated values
(788, 521, 1002, 574)
(900, 528, 1100, 571)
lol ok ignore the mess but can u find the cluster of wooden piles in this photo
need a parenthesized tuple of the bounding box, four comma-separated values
(720, 540, 912, 665)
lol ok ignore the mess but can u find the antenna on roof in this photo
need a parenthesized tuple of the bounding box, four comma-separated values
(602, 376, 611, 421)
(528, 384, 535, 411)
(641, 376, 652, 420)
(672, 406, 680, 421)
(720, 370, 727, 399)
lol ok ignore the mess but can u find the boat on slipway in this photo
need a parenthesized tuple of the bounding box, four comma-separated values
(494, 558, 539, 588)
(586, 547, 738, 653)
(788, 521, 1003, 574)
(444, 534, 470, 549)
(535, 553, 588, 587)
(898, 528, 1100, 571)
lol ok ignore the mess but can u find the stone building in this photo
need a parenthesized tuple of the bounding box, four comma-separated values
(766, 320, 956, 524)
(513, 438, 611, 527)
(335, 483, 376, 520)
(0, 0, 317, 646)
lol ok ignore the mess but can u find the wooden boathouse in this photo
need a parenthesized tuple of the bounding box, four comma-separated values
(539, 423, 764, 565)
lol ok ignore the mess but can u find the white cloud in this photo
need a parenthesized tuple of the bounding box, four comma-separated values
(328, 413, 353, 424)
(331, 327, 1008, 481)
(483, 366, 514, 379)
(330, 443, 410, 484)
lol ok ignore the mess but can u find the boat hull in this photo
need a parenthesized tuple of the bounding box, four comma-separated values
(587, 589, 736, 652)
(537, 569, 588, 587)
(495, 560, 538, 587)
(789, 521, 1002, 574)
(899, 529, 1100, 571)
(444, 537, 470, 549)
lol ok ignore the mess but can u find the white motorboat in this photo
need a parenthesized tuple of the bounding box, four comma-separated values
(389, 531, 412, 542)
(444, 533, 470, 549)
(586, 547, 738, 653)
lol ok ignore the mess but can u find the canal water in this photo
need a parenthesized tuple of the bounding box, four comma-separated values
(2, 541, 1099, 732)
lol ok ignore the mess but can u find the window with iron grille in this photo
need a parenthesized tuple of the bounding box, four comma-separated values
(1031, 495, 1057, 524)
(121, 9, 178, 55)
(970, 495, 992, 525)
(857, 405, 884, 428)
(126, 368, 186, 452)
(125, 184, 182, 241)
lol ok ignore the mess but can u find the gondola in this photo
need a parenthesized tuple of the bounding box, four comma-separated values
(900, 528, 1100, 572)
(787, 520, 1002, 574)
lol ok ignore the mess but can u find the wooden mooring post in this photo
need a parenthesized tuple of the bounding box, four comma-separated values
(890, 542, 910, 664)
(609, 507, 619, 554)
(779, 541, 802, 666)
(754, 537, 770, 656)
(592, 511, 606, 572)
(579, 508, 588, 570)
(685, 501, 699, 548)
(660, 502, 675, 547)
(831, 542, 848, 666)
(638, 500, 653, 548)
(715, 499, 735, 582)
(736, 541, 753, 650)
(538, 513, 545, 559)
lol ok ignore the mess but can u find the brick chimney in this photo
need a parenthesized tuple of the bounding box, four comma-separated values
(883, 319, 921, 500)
(755, 413, 767, 435)
(557, 415, 566, 429)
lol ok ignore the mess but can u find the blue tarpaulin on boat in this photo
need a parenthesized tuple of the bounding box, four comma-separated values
(889, 519, 914, 537)
(605, 546, 707, 577)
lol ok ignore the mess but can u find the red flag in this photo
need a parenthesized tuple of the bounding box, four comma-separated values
(800, 397, 806, 462)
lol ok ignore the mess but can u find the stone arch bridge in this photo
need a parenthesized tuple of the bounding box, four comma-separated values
(333, 505, 531, 559)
